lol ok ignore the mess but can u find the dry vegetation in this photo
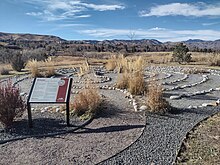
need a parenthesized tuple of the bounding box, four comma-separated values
(146, 80, 170, 113)
(115, 55, 147, 95)
(26, 59, 40, 77)
(0, 67, 9, 75)
(0, 81, 26, 129)
(176, 112, 220, 164)
(71, 88, 102, 118)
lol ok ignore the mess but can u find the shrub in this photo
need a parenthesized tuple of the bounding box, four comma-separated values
(146, 81, 170, 113)
(27, 59, 40, 77)
(172, 43, 191, 64)
(0, 67, 9, 75)
(71, 88, 101, 117)
(128, 72, 146, 95)
(0, 80, 26, 129)
(11, 54, 26, 72)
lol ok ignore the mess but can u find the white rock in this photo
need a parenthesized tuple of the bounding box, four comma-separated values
(134, 105, 138, 112)
(20, 92, 26, 96)
(133, 101, 137, 106)
(170, 95, 180, 100)
(187, 105, 193, 109)
(56, 108, 60, 112)
(215, 87, 220, 91)
(139, 105, 147, 111)
(41, 109, 46, 113)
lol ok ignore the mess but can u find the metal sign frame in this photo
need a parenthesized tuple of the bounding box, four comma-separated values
(27, 78, 73, 128)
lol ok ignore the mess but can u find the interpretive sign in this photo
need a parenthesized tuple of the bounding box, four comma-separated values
(27, 78, 73, 128)
(29, 78, 70, 103)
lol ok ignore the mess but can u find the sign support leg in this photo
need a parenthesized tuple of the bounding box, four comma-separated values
(27, 103, 33, 128)
(66, 102, 70, 126)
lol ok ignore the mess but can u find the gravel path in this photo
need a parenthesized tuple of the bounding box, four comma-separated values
(98, 107, 220, 164)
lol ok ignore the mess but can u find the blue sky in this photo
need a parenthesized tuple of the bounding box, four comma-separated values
(1, 0, 220, 41)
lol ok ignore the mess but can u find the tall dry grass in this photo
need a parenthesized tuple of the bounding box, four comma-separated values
(43, 57, 56, 77)
(78, 60, 90, 77)
(116, 55, 147, 95)
(71, 88, 101, 117)
(105, 55, 117, 71)
(146, 80, 170, 113)
(128, 72, 146, 95)
(27, 59, 40, 77)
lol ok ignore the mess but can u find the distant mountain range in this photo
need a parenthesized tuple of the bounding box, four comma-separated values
(0, 32, 64, 42)
(0, 32, 220, 51)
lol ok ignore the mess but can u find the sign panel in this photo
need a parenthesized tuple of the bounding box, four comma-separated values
(29, 78, 70, 103)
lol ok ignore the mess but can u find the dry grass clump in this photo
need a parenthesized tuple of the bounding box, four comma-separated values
(146, 81, 170, 113)
(27, 59, 41, 77)
(78, 60, 90, 77)
(116, 71, 146, 95)
(128, 72, 146, 95)
(43, 57, 56, 77)
(116, 73, 130, 89)
(105, 55, 117, 71)
(0, 67, 9, 75)
(116, 56, 146, 95)
(71, 88, 101, 117)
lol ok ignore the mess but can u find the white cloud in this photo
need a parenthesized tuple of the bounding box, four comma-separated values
(26, 12, 43, 16)
(202, 22, 220, 26)
(25, 0, 125, 21)
(78, 28, 220, 41)
(139, 3, 220, 17)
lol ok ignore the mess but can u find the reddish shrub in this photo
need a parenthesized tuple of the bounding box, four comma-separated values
(0, 80, 26, 129)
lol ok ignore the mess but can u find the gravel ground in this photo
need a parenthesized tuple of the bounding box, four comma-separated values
(1, 66, 220, 165)
(0, 89, 145, 165)
(98, 107, 220, 165)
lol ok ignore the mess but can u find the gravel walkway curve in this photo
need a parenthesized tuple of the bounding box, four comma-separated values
(98, 106, 220, 165)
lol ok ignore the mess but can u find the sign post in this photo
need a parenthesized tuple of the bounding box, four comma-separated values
(27, 78, 72, 128)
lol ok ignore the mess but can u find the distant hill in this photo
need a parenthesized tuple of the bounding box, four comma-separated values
(0, 32, 65, 42)
(182, 39, 220, 51)
(0, 32, 219, 52)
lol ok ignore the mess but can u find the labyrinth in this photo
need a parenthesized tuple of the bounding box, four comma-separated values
(0, 65, 220, 164)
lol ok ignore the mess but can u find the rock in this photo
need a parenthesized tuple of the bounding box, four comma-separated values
(170, 95, 180, 100)
(41, 109, 46, 113)
(134, 105, 138, 112)
(187, 105, 193, 109)
(202, 103, 213, 107)
(20, 92, 26, 96)
(56, 108, 60, 112)
(139, 105, 147, 111)
(133, 101, 137, 106)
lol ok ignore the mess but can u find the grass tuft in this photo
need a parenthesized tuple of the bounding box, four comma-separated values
(146, 80, 170, 113)
(71, 88, 101, 118)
